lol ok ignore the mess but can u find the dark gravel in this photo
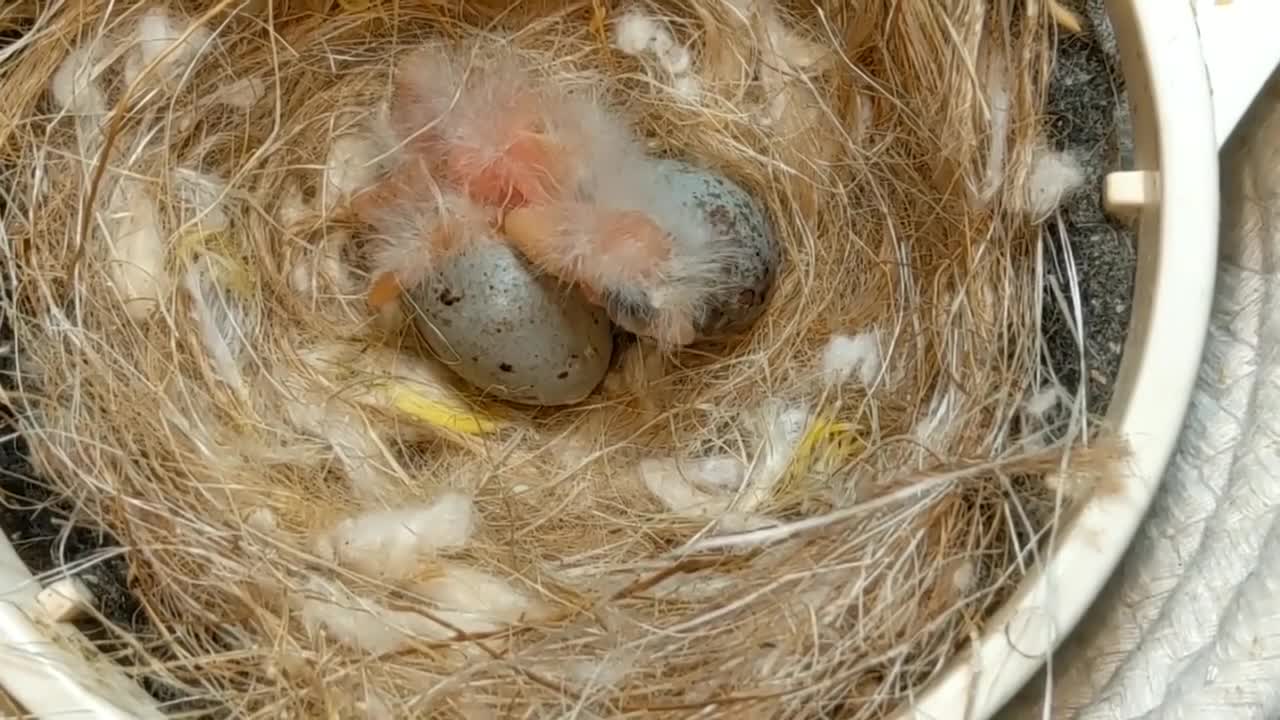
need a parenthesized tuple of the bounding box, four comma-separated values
(1039, 0, 1136, 418)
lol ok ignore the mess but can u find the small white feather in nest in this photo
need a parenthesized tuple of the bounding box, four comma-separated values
(612, 9, 665, 56)
(1019, 383, 1070, 450)
(244, 507, 278, 533)
(123, 8, 214, 92)
(289, 229, 357, 300)
(640, 457, 737, 518)
(671, 74, 702, 101)
(642, 401, 810, 529)
(104, 179, 169, 321)
(183, 258, 252, 394)
(298, 569, 550, 656)
(560, 649, 638, 693)
(640, 445, 790, 532)
(612, 8, 700, 99)
(739, 399, 811, 509)
(277, 182, 312, 228)
(315, 492, 475, 580)
(821, 330, 883, 387)
(976, 42, 1012, 206)
(297, 577, 456, 655)
(207, 77, 266, 110)
(913, 386, 958, 453)
(417, 564, 554, 626)
(173, 167, 232, 232)
(1025, 145, 1086, 219)
(735, 0, 830, 125)
(323, 133, 384, 211)
(951, 559, 977, 592)
(283, 393, 402, 500)
(1024, 384, 1067, 419)
(683, 455, 749, 493)
(51, 42, 114, 172)
(50, 44, 110, 116)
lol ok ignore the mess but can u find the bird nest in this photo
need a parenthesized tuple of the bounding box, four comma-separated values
(0, 0, 1122, 717)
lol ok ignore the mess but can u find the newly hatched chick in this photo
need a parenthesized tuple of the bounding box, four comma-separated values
(354, 43, 617, 309)
(363, 41, 772, 348)
(502, 163, 772, 348)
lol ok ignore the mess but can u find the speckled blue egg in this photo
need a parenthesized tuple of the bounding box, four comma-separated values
(409, 236, 614, 406)
(652, 159, 781, 340)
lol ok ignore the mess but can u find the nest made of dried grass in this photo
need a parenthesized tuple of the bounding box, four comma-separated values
(0, 0, 1120, 717)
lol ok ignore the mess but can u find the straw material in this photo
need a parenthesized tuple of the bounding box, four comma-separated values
(0, 0, 1120, 716)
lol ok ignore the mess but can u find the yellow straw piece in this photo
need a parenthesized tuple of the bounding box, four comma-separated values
(384, 383, 502, 436)
(788, 415, 862, 481)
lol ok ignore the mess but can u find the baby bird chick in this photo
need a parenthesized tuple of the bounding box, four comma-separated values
(350, 149, 489, 311)
(361, 41, 752, 348)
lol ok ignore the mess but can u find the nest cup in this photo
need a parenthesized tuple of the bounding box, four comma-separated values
(0, 0, 1207, 717)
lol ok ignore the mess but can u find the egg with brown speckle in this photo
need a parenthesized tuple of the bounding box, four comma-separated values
(408, 236, 614, 406)
(655, 159, 781, 339)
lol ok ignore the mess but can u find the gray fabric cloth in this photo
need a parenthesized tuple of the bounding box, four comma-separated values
(1000, 66, 1280, 720)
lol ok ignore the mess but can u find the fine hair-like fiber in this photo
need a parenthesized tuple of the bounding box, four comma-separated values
(0, 0, 1122, 717)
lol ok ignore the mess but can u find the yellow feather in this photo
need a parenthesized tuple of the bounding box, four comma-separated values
(384, 383, 501, 436)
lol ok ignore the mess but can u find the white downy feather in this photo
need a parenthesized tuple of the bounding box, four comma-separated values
(1024, 384, 1067, 419)
(612, 10, 666, 56)
(51, 45, 110, 116)
(559, 649, 638, 693)
(208, 77, 266, 110)
(820, 331, 883, 387)
(323, 134, 383, 211)
(738, 399, 811, 511)
(315, 492, 475, 580)
(642, 402, 806, 528)
(298, 571, 547, 656)
(913, 386, 958, 452)
(671, 75, 702, 102)
(298, 577, 457, 655)
(638, 456, 770, 532)
(289, 229, 355, 299)
(417, 564, 552, 626)
(976, 42, 1011, 205)
(105, 180, 169, 321)
(173, 167, 231, 232)
(753, 2, 829, 124)
(51, 42, 114, 181)
(284, 396, 401, 500)
(612, 8, 699, 98)
(244, 507, 278, 532)
(278, 182, 311, 227)
(662, 45, 692, 75)
(183, 258, 252, 393)
(1025, 145, 1086, 219)
(683, 456, 749, 493)
(640, 457, 734, 518)
(1019, 383, 1069, 451)
(123, 8, 214, 91)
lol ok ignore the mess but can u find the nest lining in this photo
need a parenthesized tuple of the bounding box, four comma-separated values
(0, 0, 1123, 717)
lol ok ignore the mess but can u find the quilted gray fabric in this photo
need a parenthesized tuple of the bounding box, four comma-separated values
(1001, 69, 1280, 720)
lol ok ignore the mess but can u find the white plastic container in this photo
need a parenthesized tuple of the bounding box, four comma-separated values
(0, 0, 1273, 717)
